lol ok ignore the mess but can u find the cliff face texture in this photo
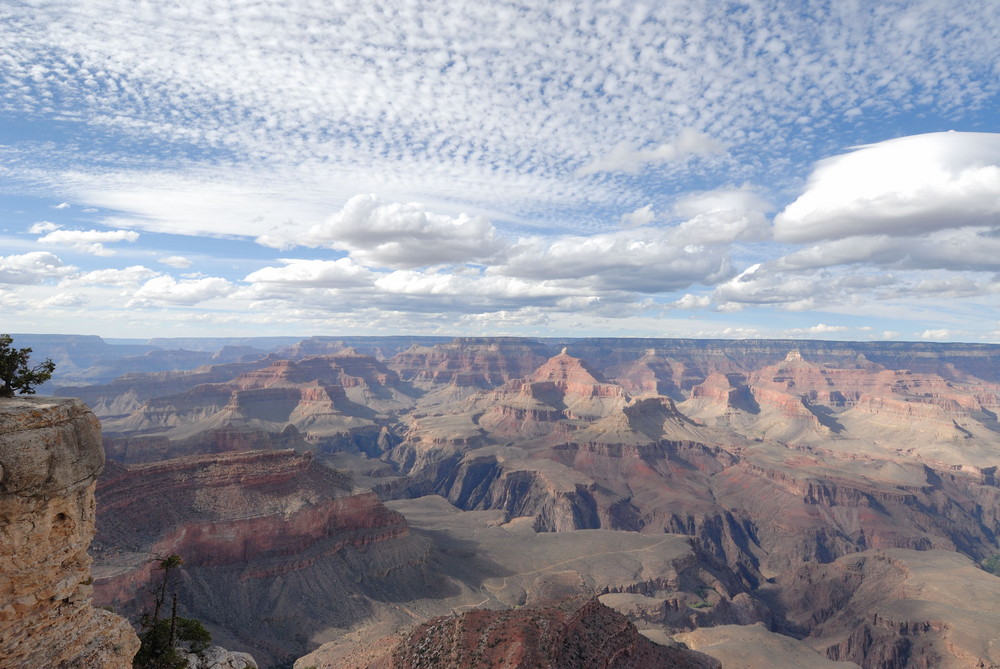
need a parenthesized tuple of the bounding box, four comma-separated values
(100, 351, 416, 463)
(0, 397, 138, 669)
(92, 448, 434, 665)
(772, 549, 1000, 668)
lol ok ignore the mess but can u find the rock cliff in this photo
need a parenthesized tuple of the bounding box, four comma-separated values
(0, 397, 139, 668)
(388, 337, 552, 403)
(92, 448, 435, 665)
(100, 351, 415, 463)
(769, 549, 1000, 668)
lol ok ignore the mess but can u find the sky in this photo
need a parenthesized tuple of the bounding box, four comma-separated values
(2, 1, 1000, 342)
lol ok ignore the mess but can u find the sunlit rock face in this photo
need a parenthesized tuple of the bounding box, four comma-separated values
(0, 397, 139, 669)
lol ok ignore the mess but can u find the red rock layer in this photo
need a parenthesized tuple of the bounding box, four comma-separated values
(388, 338, 551, 388)
(93, 449, 408, 608)
(232, 350, 401, 391)
(746, 351, 1000, 421)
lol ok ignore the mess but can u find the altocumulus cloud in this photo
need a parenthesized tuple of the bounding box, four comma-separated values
(576, 129, 724, 176)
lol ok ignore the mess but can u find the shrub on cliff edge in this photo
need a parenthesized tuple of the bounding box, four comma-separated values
(134, 554, 212, 669)
(0, 334, 55, 397)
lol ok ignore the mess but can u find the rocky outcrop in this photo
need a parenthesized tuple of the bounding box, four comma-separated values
(0, 397, 139, 669)
(602, 350, 687, 398)
(183, 645, 259, 669)
(447, 351, 630, 443)
(312, 596, 721, 669)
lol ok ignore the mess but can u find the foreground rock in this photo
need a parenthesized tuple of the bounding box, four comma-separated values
(183, 645, 259, 669)
(0, 397, 139, 668)
(300, 595, 721, 669)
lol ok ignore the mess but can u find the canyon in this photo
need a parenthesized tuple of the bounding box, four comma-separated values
(9, 335, 1000, 667)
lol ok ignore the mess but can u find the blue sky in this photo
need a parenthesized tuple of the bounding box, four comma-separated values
(2, 0, 999, 341)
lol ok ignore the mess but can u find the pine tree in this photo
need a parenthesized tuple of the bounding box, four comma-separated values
(0, 334, 55, 398)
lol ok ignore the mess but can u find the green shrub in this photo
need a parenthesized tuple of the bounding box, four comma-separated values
(981, 554, 1000, 576)
(133, 617, 211, 668)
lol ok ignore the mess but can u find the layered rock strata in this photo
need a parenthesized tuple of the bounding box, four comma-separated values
(92, 449, 432, 664)
(771, 549, 1000, 668)
(100, 351, 414, 463)
(0, 397, 138, 668)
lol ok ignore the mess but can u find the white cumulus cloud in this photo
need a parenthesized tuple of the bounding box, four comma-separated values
(920, 328, 959, 340)
(0, 252, 75, 284)
(66, 266, 161, 286)
(27, 221, 61, 234)
(159, 256, 192, 268)
(495, 225, 733, 293)
(37, 228, 140, 256)
(128, 275, 234, 307)
(41, 292, 88, 308)
(293, 194, 509, 269)
(244, 258, 374, 289)
(775, 132, 1000, 242)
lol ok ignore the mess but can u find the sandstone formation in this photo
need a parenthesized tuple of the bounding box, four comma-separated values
(387, 337, 552, 403)
(0, 397, 139, 668)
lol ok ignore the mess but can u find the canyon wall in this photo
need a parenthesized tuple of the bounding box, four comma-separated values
(0, 397, 138, 668)
(92, 448, 434, 665)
